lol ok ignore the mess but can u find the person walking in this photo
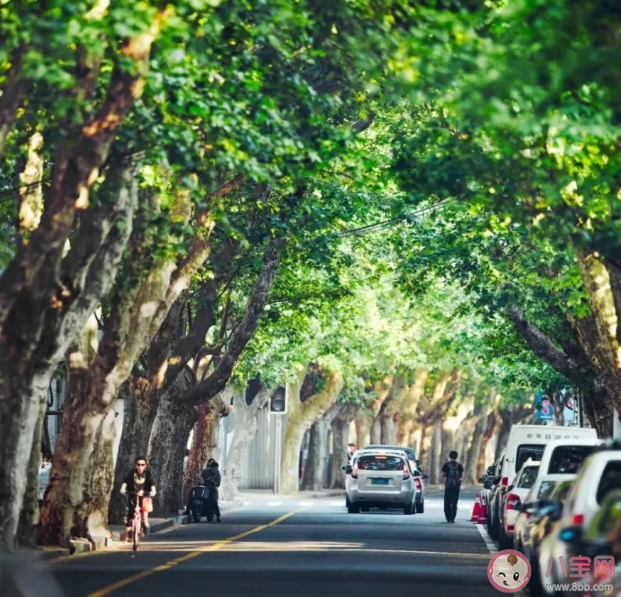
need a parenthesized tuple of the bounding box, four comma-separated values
(441, 450, 464, 523)
(203, 461, 222, 522)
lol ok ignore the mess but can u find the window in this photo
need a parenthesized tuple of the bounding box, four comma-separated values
(596, 461, 621, 504)
(357, 455, 403, 471)
(516, 444, 545, 472)
(538, 480, 557, 499)
(548, 446, 595, 475)
(517, 466, 539, 489)
(366, 446, 416, 461)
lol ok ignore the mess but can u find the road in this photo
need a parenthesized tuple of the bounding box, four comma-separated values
(48, 489, 497, 597)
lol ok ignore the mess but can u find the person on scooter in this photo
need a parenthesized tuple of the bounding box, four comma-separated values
(203, 461, 221, 522)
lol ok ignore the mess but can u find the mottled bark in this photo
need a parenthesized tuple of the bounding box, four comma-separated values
(428, 422, 443, 484)
(354, 412, 372, 448)
(149, 391, 197, 517)
(17, 132, 45, 247)
(477, 411, 500, 478)
(302, 405, 338, 491)
(329, 402, 360, 489)
(0, 166, 137, 550)
(183, 393, 229, 503)
(280, 367, 344, 494)
(396, 369, 429, 446)
(16, 399, 46, 547)
(220, 387, 273, 501)
(109, 378, 162, 524)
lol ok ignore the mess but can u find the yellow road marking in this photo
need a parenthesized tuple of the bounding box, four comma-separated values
(83, 509, 302, 597)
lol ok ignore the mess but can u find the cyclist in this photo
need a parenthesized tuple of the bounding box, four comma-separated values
(120, 456, 156, 541)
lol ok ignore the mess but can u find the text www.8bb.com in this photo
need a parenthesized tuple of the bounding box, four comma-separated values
(546, 583, 613, 593)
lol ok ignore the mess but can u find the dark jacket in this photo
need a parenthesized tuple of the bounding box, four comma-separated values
(202, 467, 221, 488)
(123, 469, 155, 493)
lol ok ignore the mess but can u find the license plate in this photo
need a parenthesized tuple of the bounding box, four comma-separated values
(371, 478, 389, 485)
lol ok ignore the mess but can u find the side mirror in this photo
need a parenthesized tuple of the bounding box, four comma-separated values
(344, 466, 353, 475)
(493, 476, 501, 485)
(478, 476, 486, 484)
(340, 464, 348, 471)
(487, 466, 495, 475)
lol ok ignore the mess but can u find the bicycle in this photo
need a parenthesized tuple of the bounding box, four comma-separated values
(126, 491, 151, 552)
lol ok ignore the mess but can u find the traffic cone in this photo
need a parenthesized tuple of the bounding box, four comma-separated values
(470, 493, 482, 523)
(476, 496, 487, 524)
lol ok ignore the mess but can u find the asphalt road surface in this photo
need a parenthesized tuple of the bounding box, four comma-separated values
(48, 488, 497, 597)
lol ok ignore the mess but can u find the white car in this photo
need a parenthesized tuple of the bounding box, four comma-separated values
(344, 450, 417, 514)
(498, 459, 540, 549)
(540, 445, 621, 591)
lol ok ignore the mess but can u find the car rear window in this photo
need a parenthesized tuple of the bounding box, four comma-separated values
(357, 455, 403, 471)
(548, 445, 594, 475)
(538, 480, 557, 499)
(365, 446, 416, 461)
(517, 466, 539, 489)
(516, 444, 545, 472)
(597, 461, 621, 504)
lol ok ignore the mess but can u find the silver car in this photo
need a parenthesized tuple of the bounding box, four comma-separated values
(344, 451, 417, 515)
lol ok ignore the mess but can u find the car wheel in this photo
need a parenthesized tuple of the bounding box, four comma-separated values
(416, 500, 424, 514)
(361, 507, 369, 512)
(346, 494, 351, 508)
(347, 504, 360, 514)
(404, 502, 414, 515)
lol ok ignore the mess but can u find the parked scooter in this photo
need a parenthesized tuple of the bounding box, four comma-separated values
(187, 477, 216, 523)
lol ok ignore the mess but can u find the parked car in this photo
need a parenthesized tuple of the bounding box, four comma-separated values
(362, 445, 427, 512)
(343, 450, 418, 514)
(513, 479, 574, 595)
(489, 450, 506, 538)
(498, 459, 540, 549)
(540, 445, 621, 592)
(490, 425, 597, 541)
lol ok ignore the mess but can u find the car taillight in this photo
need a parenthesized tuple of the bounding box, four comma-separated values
(402, 463, 410, 480)
(414, 477, 422, 490)
(506, 493, 521, 510)
(572, 514, 584, 526)
(501, 477, 508, 487)
(351, 462, 358, 479)
(506, 525, 515, 532)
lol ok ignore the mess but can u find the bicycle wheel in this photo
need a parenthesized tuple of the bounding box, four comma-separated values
(133, 514, 140, 552)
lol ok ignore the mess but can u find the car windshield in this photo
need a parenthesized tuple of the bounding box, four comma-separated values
(517, 466, 539, 489)
(365, 445, 415, 461)
(548, 445, 594, 474)
(538, 480, 557, 499)
(597, 461, 621, 504)
(516, 444, 545, 472)
(357, 455, 403, 471)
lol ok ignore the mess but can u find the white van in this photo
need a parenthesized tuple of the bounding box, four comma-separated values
(499, 425, 598, 490)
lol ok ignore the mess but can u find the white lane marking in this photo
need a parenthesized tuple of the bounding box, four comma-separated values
(242, 501, 252, 506)
(266, 501, 283, 506)
(298, 501, 314, 506)
(477, 523, 497, 555)
(330, 501, 344, 506)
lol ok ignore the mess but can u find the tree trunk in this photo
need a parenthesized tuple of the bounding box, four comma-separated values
(183, 394, 229, 503)
(477, 411, 500, 479)
(329, 402, 360, 489)
(149, 394, 197, 517)
(219, 387, 272, 501)
(354, 412, 371, 447)
(109, 379, 161, 524)
(396, 369, 429, 446)
(370, 418, 381, 444)
(280, 368, 344, 494)
(0, 46, 25, 161)
(17, 399, 46, 547)
(429, 422, 443, 484)
(302, 406, 338, 491)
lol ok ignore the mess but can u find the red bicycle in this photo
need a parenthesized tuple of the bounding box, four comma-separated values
(127, 492, 150, 552)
